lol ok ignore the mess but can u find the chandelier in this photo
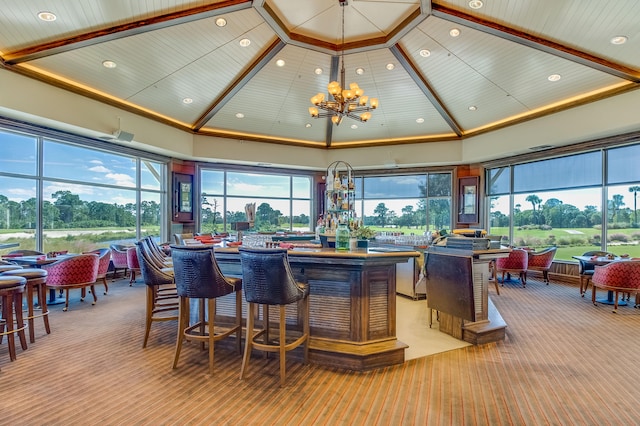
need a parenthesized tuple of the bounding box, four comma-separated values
(308, 0, 379, 126)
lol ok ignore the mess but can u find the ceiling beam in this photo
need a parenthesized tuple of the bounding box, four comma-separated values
(3, 0, 253, 64)
(431, 3, 640, 82)
(193, 39, 286, 130)
(390, 45, 463, 136)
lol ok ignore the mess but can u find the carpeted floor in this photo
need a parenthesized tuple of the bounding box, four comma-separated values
(1, 275, 640, 425)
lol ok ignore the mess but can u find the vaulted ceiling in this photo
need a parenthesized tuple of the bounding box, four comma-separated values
(1, 0, 638, 149)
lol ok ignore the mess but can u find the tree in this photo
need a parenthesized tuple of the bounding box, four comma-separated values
(609, 194, 625, 223)
(629, 186, 640, 225)
(525, 194, 542, 225)
(373, 203, 389, 226)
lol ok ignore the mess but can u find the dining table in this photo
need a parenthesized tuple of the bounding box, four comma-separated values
(572, 255, 631, 305)
(2, 253, 76, 305)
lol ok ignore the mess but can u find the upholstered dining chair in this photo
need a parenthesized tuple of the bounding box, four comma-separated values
(578, 251, 612, 297)
(527, 247, 557, 285)
(85, 248, 111, 295)
(495, 248, 529, 288)
(591, 260, 640, 313)
(41, 253, 99, 311)
(173, 233, 194, 246)
(170, 245, 242, 375)
(135, 241, 178, 348)
(238, 247, 309, 387)
(109, 244, 129, 279)
(126, 246, 140, 286)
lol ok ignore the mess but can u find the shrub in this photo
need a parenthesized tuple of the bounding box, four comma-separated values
(631, 232, 640, 241)
(608, 233, 629, 242)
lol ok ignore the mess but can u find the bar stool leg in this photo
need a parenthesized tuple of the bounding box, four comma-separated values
(240, 302, 256, 380)
(15, 291, 27, 351)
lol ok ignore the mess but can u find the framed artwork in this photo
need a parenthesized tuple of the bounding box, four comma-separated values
(173, 173, 194, 222)
(458, 176, 479, 224)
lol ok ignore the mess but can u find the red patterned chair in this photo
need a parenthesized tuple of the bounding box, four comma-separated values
(85, 248, 111, 294)
(527, 247, 557, 285)
(110, 244, 129, 279)
(591, 260, 640, 313)
(42, 254, 99, 311)
(495, 248, 529, 288)
(126, 246, 140, 286)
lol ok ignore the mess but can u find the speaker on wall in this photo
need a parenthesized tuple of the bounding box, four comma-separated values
(113, 129, 135, 142)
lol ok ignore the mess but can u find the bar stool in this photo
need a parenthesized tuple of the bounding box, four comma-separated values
(0, 264, 23, 273)
(170, 245, 242, 375)
(1, 269, 49, 344)
(238, 247, 309, 386)
(0, 275, 28, 364)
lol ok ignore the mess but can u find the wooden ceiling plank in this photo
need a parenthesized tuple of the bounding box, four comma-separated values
(431, 3, 640, 82)
(4, 0, 253, 64)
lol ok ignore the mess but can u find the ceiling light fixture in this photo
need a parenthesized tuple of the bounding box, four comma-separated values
(468, 0, 483, 9)
(610, 36, 628, 45)
(386, 63, 395, 70)
(309, 0, 378, 126)
(547, 74, 561, 82)
(239, 38, 250, 47)
(276, 59, 285, 67)
(314, 68, 323, 75)
(215, 18, 227, 27)
(182, 98, 193, 104)
(419, 49, 431, 57)
(102, 60, 117, 69)
(450, 28, 461, 37)
(37, 11, 57, 22)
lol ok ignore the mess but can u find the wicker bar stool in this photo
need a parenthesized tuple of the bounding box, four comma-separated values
(1, 269, 49, 344)
(238, 247, 309, 387)
(170, 245, 242, 375)
(0, 275, 28, 364)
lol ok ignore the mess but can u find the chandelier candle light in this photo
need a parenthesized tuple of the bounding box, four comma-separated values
(309, 0, 379, 125)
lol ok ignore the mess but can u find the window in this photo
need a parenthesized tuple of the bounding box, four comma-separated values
(356, 172, 452, 233)
(199, 168, 312, 233)
(0, 124, 168, 255)
(487, 143, 640, 261)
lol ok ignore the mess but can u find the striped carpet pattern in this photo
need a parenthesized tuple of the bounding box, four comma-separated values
(1, 276, 639, 425)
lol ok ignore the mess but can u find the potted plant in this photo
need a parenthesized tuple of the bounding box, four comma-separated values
(354, 227, 376, 249)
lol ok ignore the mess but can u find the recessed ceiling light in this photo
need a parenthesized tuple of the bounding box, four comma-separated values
(235, 113, 244, 119)
(386, 63, 395, 70)
(355, 68, 364, 75)
(468, 105, 477, 111)
(37, 11, 57, 22)
(351, 124, 358, 129)
(215, 18, 227, 27)
(547, 74, 561, 82)
(314, 68, 323, 75)
(610, 36, 628, 45)
(239, 38, 251, 47)
(450, 28, 461, 37)
(416, 118, 424, 124)
(276, 59, 285, 67)
(305, 123, 312, 128)
(419, 49, 431, 57)
(468, 0, 483, 9)
(102, 60, 117, 69)
(182, 98, 193, 104)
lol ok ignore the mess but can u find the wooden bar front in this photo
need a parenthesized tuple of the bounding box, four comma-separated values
(213, 247, 419, 371)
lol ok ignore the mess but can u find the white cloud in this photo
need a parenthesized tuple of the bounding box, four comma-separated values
(105, 173, 135, 187)
(88, 165, 110, 173)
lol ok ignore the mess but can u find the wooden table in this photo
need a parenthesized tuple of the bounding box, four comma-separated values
(213, 246, 420, 371)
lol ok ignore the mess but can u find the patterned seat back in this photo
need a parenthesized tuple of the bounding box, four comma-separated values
(126, 246, 140, 269)
(42, 254, 99, 286)
(592, 261, 640, 290)
(110, 244, 129, 269)
(496, 249, 528, 272)
(171, 245, 240, 299)
(135, 241, 173, 287)
(86, 248, 111, 279)
(527, 247, 557, 270)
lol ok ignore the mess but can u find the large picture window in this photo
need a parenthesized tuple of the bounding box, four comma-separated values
(487, 143, 640, 261)
(0, 123, 168, 255)
(199, 168, 312, 233)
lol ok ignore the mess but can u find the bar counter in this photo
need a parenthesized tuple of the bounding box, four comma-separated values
(213, 246, 420, 371)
